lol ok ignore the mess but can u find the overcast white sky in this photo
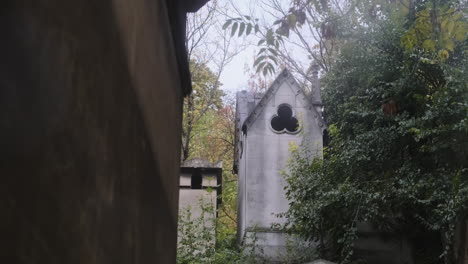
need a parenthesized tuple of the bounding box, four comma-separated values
(210, 0, 261, 94)
(190, 0, 314, 95)
(218, 49, 254, 93)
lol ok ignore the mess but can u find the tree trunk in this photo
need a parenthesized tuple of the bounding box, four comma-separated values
(182, 95, 194, 161)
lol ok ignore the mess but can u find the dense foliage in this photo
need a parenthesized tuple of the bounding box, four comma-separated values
(179, 60, 240, 262)
(182, 60, 225, 161)
(177, 197, 260, 264)
(283, 3, 467, 263)
(177, 197, 317, 264)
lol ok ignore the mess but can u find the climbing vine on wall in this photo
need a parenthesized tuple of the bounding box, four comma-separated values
(282, 1, 468, 263)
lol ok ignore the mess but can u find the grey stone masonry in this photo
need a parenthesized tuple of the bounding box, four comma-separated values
(235, 69, 325, 261)
(178, 158, 222, 249)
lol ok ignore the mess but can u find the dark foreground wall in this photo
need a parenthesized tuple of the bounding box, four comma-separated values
(0, 1, 185, 263)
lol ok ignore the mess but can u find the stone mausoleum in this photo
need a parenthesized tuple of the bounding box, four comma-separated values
(234, 67, 325, 260)
(234, 67, 459, 264)
(178, 158, 222, 222)
(178, 158, 222, 251)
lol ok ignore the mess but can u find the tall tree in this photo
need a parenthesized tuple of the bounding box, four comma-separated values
(182, 60, 224, 161)
(222, 0, 369, 92)
(182, 0, 244, 161)
(181, 0, 243, 253)
(282, 1, 467, 263)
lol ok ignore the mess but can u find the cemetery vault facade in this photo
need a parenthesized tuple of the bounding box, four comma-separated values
(234, 68, 325, 260)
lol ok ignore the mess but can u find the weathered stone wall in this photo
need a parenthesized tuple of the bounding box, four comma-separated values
(0, 1, 183, 263)
(241, 80, 323, 231)
(236, 72, 324, 260)
(354, 223, 414, 264)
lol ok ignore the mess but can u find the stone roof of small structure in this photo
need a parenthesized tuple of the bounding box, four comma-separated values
(181, 158, 222, 169)
(166, 0, 209, 96)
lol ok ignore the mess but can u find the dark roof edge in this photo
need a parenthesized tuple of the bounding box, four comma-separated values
(165, 0, 209, 96)
(184, 0, 211, 12)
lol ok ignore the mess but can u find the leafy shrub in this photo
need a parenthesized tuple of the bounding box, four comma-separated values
(283, 4, 468, 263)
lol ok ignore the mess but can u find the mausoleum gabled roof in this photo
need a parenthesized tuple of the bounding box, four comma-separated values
(241, 68, 326, 132)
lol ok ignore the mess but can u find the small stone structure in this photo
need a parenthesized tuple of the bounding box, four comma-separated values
(234, 68, 325, 260)
(354, 222, 413, 264)
(179, 158, 222, 217)
(178, 158, 222, 242)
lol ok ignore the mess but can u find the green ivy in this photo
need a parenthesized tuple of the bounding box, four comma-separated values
(282, 3, 468, 263)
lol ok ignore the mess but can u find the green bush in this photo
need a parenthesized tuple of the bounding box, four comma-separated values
(282, 4, 468, 263)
